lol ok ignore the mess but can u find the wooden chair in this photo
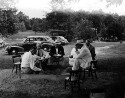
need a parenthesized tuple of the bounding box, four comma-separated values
(12, 55, 22, 79)
(83, 60, 97, 80)
(64, 69, 82, 92)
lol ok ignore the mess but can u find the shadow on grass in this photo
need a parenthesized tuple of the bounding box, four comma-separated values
(97, 57, 125, 72)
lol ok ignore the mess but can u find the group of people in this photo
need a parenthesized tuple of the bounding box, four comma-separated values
(68, 39, 96, 71)
(21, 43, 65, 74)
(20, 39, 96, 74)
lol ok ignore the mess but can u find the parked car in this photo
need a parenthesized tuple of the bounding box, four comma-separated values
(5, 41, 54, 55)
(23, 36, 55, 43)
(50, 36, 69, 45)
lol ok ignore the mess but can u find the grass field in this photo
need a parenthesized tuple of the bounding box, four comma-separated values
(0, 31, 125, 98)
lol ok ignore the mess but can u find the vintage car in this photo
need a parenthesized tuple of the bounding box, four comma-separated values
(23, 36, 55, 43)
(50, 36, 69, 45)
(5, 41, 54, 55)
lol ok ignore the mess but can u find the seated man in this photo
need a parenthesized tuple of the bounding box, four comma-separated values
(21, 46, 42, 74)
(49, 45, 56, 57)
(85, 39, 96, 60)
(36, 43, 50, 70)
(56, 44, 65, 57)
(72, 44, 92, 70)
(49, 44, 65, 64)
(36, 43, 50, 58)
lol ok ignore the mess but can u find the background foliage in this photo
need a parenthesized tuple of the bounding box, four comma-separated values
(0, 0, 125, 42)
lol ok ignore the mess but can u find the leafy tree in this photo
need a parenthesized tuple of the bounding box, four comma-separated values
(40, 18, 49, 32)
(17, 11, 31, 30)
(88, 14, 102, 34)
(46, 11, 69, 30)
(31, 18, 41, 34)
(74, 19, 93, 40)
(103, 15, 115, 27)
(107, 22, 124, 40)
(0, 9, 18, 37)
(19, 21, 26, 32)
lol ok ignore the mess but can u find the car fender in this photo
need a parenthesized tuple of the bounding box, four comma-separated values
(9, 46, 24, 52)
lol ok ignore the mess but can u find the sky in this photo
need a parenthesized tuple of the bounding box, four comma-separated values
(15, 0, 125, 19)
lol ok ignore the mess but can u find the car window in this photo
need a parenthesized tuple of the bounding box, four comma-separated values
(25, 38, 30, 42)
(40, 38, 46, 41)
(24, 36, 53, 43)
(51, 36, 57, 41)
(25, 38, 34, 42)
(29, 38, 34, 42)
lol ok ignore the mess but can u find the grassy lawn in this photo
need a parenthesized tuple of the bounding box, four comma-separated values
(0, 31, 125, 98)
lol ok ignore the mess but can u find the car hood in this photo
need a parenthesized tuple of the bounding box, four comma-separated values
(8, 42, 24, 46)
(8, 42, 35, 47)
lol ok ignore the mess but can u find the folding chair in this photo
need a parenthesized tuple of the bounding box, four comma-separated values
(64, 69, 82, 92)
(83, 60, 97, 79)
(12, 55, 22, 79)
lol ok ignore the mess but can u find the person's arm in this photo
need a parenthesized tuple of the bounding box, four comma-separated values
(29, 54, 41, 71)
(76, 47, 89, 59)
(92, 47, 96, 56)
(91, 46, 96, 60)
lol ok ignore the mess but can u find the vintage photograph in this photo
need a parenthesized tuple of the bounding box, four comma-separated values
(0, 0, 125, 98)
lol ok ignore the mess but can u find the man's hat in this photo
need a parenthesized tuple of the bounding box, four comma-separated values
(76, 39, 84, 44)
(75, 39, 84, 49)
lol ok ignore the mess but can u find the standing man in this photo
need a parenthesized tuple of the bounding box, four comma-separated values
(85, 39, 96, 60)
(21, 46, 41, 74)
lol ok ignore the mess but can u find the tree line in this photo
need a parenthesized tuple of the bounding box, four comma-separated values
(0, 8, 125, 42)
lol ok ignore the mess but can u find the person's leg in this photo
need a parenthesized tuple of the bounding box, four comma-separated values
(42, 58, 49, 70)
(61, 67, 72, 75)
(69, 58, 75, 66)
(72, 58, 81, 70)
(35, 61, 44, 72)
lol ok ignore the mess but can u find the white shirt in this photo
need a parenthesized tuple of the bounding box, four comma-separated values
(21, 51, 41, 71)
(69, 48, 80, 66)
(71, 48, 79, 58)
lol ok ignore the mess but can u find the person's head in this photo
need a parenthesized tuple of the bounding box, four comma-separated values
(30, 46, 37, 55)
(36, 43, 41, 50)
(85, 39, 91, 46)
(75, 43, 83, 49)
